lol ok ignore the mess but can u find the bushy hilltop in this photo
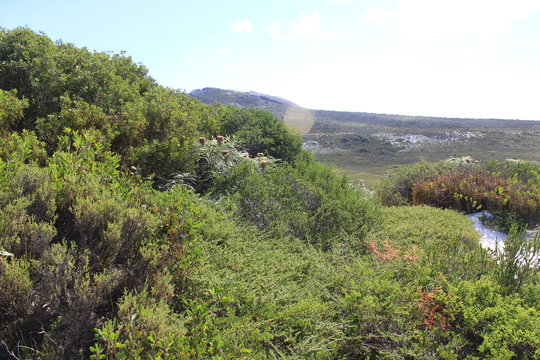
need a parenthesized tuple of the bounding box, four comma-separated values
(1, 27, 540, 359)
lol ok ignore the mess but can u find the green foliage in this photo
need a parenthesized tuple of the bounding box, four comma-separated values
(335, 259, 420, 359)
(187, 201, 540, 359)
(496, 228, 540, 294)
(369, 206, 489, 281)
(0, 129, 47, 169)
(35, 95, 115, 149)
(125, 86, 202, 177)
(0, 27, 153, 125)
(371, 206, 480, 247)
(0, 164, 57, 258)
(336, 208, 540, 359)
(219, 107, 303, 161)
(0, 257, 32, 322)
(190, 219, 352, 359)
(0, 88, 28, 134)
(0, 128, 208, 357)
(448, 278, 540, 359)
(485, 159, 540, 184)
(0, 27, 220, 179)
(91, 290, 190, 360)
(215, 155, 377, 249)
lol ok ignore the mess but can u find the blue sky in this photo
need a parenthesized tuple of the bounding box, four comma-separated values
(2, 0, 540, 120)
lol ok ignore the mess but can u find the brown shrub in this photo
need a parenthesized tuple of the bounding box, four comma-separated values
(412, 169, 508, 214)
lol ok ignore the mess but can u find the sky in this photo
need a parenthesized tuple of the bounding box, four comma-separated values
(2, 0, 540, 120)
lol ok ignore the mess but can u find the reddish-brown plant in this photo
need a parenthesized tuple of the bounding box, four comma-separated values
(418, 289, 451, 331)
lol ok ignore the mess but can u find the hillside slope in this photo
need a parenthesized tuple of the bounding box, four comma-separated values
(191, 87, 540, 185)
(190, 87, 296, 118)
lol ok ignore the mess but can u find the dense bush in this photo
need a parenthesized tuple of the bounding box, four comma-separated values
(335, 206, 540, 359)
(419, 278, 540, 359)
(0, 89, 28, 135)
(0, 28, 220, 179)
(412, 168, 507, 213)
(219, 107, 303, 161)
(374, 160, 459, 206)
(0, 27, 304, 182)
(377, 158, 540, 229)
(0, 130, 207, 358)
(207, 151, 378, 249)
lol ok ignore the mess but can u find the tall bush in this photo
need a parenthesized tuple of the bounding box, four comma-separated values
(215, 154, 378, 249)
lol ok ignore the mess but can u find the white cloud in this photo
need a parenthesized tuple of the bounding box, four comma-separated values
(267, 21, 284, 39)
(331, 0, 352, 3)
(230, 19, 253, 35)
(216, 48, 230, 54)
(290, 11, 337, 40)
(364, 0, 540, 44)
(362, 7, 393, 24)
(186, 55, 194, 63)
(267, 11, 337, 41)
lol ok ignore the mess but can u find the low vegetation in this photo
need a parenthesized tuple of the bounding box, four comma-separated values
(376, 157, 540, 230)
(1, 27, 540, 359)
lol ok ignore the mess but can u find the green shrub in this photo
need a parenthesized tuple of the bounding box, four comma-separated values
(218, 156, 378, 249)
(371, 206, 480, 247)
(452, 278, 540, 359)
(0, 128, 208, 357)
(0, 28, 217, 179)
(335, 259, 419, 359)
(485, 159, 540, 184)
(0, 130, 47, 169)
(190, 218, 353, 359)
(91, 290, 190, 360)
(368, 206, 491, 284)
(0, 257, 32, 323)
(35, 95, 116, 150)
(0, 88, 28, 134)
(495, 227, 540, 294)
(0, 164, 57, 258)
(219, 107, 303, 161)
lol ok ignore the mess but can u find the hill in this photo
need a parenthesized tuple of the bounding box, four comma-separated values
(190, 87, 296, 117)
(191, 87, 540, 185)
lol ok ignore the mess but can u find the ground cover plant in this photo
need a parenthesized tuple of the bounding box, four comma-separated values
(2, 27, 540, 359)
